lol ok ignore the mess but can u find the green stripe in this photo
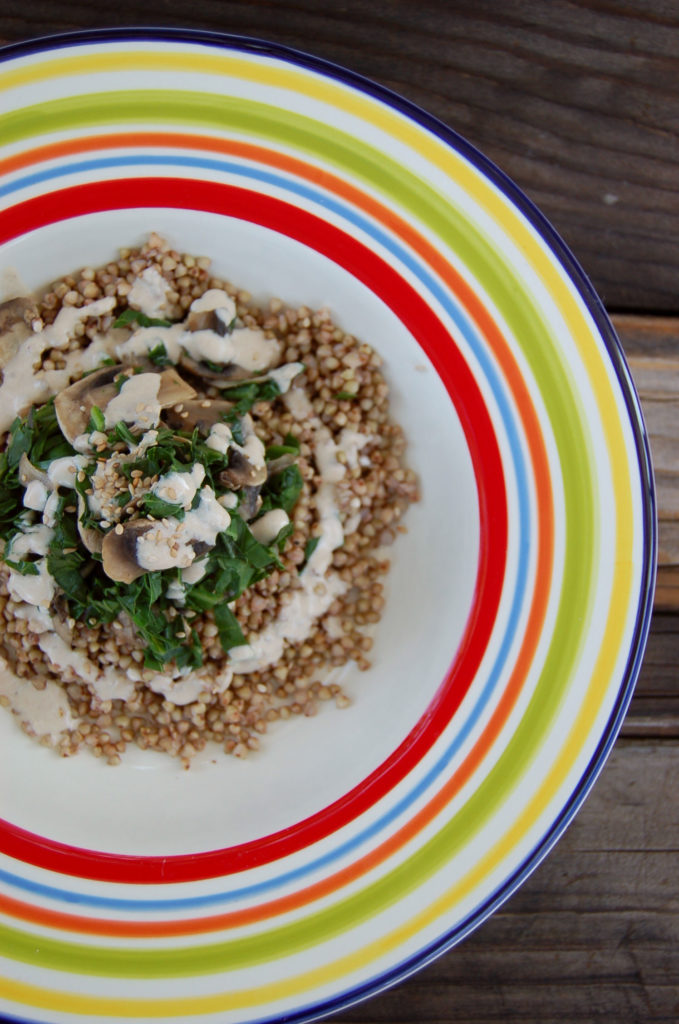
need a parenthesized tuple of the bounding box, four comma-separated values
(0, 89, 599, 976)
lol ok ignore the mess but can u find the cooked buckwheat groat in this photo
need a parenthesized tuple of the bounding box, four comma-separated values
(0, 234, 418, 764)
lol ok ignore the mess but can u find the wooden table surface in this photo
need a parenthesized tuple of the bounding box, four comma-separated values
(2, 3, 678, 1022)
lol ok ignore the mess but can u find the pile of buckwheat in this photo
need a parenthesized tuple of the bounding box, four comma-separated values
(0, 234, 418, 765)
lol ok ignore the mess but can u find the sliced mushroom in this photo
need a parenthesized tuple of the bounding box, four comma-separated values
(157, 367, 197, 407)
(265, 452, 296, 477)
(163, 398, 234, 434)
(238, 485, 263, 522)
(0, 297, 34, 371)
(101, 520, 154, 583)
(185, 309, 215, 332)
(219, 448, 268, 490)
(179, 353, 255, 385)
(54, 364, 123, 443)
(18, 451, 49, 488)
(55, 365, 197, 443)
(76, 493, 103, 555)
(186, 307, 235, 336)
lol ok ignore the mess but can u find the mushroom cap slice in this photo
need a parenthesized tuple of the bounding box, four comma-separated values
(219, 448, 267, 490)
(55, 365, 197, 444)
(163, 398, 234, 434)
(54, 364, 123, 443)
(101, 520, 154, 583)
(18, 451, 49, 487)
(186, 307, 235, 336)
(179, 353, 255, 385)
(76, 493, 103, 556)
(156, 367, 197, 407)
(238, 485, 263, 522)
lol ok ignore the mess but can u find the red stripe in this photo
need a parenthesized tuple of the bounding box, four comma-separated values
(0, 178, 506, 882)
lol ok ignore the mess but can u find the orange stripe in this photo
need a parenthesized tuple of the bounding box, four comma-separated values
(1, 133, 553, 938)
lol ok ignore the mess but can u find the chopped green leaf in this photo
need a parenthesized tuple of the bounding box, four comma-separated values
(304, 536, 320, 562)
(4, 558, 39, 576)
(260, 464, 304, 516)
(88, 405, 106, 432)
(335, 390, 358, 400)
(265, 433, 300, 460)
(272, 521, 294, 550)
(148, 342, 173, 367)
(229, 418, 245, 446)
(139, 493, 185, 521)
(6, 413, 34, 470)
(213, 602, 246, 651)
(221, 379, 282, 419)
(113, 309, 173, 329)
(111, 422, 138, 447)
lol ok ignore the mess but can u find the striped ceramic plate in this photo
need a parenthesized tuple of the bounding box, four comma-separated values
(0, 29, 655, 1024)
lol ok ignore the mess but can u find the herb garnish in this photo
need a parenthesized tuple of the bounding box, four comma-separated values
(148, 342, 173, 367)
(304, 536, 320, 563)
(221, 379, 282, 419)
(265, 434, 300, 460)
(113, 309, 173, 329)
(0, 360, 305, 672)
(259, 464, 304, 516)
(88, 405, 106, 432)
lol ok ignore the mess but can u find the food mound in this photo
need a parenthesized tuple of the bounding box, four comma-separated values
(0, 235, 418, 764)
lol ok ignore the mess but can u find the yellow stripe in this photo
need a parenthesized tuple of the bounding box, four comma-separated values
(0, 46, 638, 1017)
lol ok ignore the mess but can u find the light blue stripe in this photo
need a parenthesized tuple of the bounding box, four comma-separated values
(0, 152, 532, 910)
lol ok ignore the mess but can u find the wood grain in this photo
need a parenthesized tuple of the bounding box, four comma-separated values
(2, 6, 679, 1024)
(334, 741, 679, 1024)
(2, 1, 679, 311)
(614, 316, 679, 614)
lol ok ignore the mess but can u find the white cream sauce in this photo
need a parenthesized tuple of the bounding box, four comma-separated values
(127, 266, 171, 318)
(268, 362, 304, 395)
(0, 653, 77, 741)
(179, 326, 281, 372)
(231, 414, 266, 470)
(38, 631, 137, 702)
(182, 557, 208, 585)
(145, 664, 233, 706)
(249, 508, 289, 546)
(42, 491, 60, 529)
(284, 386, 313, 420)
(47, 455, 87, 488)
(337, 427, 372, 471)
(115, 323, 184, 365)
(190, 288, 237, 318)
(7, 561, 54, 609)
(104, 372, 161, 430)
(206, 421, 232, 454)
(228, 421, 348, 674)
(217, 491, 239, 510)
(0, 297, 115, 433)
(23, 480, 48, 512)
(136, 486, 230, 571)
(8, 523, 53, 558)
(152, 464, 205, 509)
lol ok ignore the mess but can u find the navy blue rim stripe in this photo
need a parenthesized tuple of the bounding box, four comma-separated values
(0, 26, 657, 1024)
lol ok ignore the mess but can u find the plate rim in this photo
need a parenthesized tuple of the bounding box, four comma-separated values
(0, 25, 658, 1024)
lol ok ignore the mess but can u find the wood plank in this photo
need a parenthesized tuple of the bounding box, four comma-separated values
(3, 2, 679, 310)
(613, 315, 679, 613)
(334, 741, 679, 1023)
(625, 613, 679, 736)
